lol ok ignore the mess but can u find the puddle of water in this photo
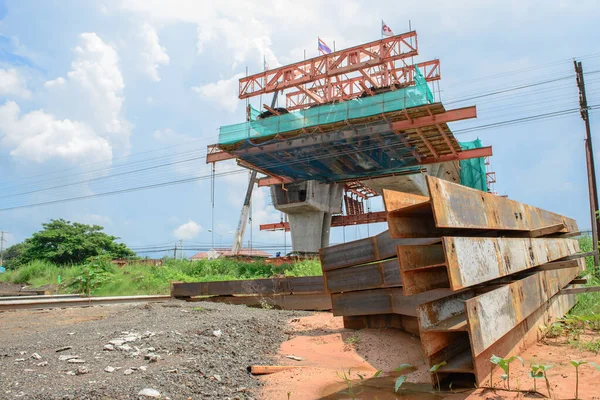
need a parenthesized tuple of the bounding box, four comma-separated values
(319, 376, 473, 400)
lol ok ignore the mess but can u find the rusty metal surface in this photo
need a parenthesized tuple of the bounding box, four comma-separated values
(465, 260, 583, 357)
(319, 230, 437, 271)
(171, 276, 325, 297)
(324, 258, 401, 293)
(415, 263, 581, 386)
(188, 293, 332, 311)
(398, 237, 581, 295)
(384, 176, 579, 238)
(427, 175, 579, 232)
(471, 291, 576, 385)
(330, 287, 452, 317)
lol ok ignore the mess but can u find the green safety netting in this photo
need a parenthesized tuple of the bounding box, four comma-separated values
(459, 138, 488, 192)
(219, 66, 434, 145)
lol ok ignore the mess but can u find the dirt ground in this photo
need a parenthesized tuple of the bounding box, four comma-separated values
(0, 300, 308, 399)
(260, 313, 600, 400)
(1, 302, 600, 399)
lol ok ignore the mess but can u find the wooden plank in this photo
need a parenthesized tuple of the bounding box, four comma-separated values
(465, 260, 583, 357)
(331, 287, 453, 317)
(324, 258, 401, 293)
(190, 293, 332, 311)
(171, 276, 325, 297)
(249, 366, 307, 375)
(399, 236, 581, 295)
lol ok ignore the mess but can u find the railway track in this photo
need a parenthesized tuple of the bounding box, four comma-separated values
(0, 294, 172, 311)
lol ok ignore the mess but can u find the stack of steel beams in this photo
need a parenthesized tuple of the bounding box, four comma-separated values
(319, 176, 586, 386)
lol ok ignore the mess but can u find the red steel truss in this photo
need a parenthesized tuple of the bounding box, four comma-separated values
(239, 31, 423, 109)
(260, 211, 388, 232)
(285, 59, 440, 111)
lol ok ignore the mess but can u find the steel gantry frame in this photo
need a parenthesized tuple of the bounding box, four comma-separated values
(238, 31, 440, 111)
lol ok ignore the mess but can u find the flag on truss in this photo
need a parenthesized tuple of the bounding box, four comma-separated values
(318, 37, 332, 55)
(381, 20, 394, 37)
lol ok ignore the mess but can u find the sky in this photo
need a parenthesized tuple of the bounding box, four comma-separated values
(0, 0, 599, 258)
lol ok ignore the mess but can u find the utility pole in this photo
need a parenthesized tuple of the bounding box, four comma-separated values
(173, 242, 177, 260)
(0, 231, 5, 266)
(179, 239, 184, 260)
(574, 60, 600, 270)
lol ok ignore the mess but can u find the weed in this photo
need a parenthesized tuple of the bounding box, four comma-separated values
(2, 257, 323, 296)
(429, 361, 446, 390)
(545, 322, 565, 338)
(530, 364, 552, 398)
(570, 360, 587, 400)
(259, 298, 274, 310)
(192, 307, 205, 312)
(336, 368, 357, 399)
(490, 355, 524, 390)
(394, 364, 414, 393)
(70, 255, 114, 297)
(345, 335, 360, 345)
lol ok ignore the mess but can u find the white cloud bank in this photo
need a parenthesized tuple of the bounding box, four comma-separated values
(173, 220, 202, 240)
(0, 68, 31, 98)
(45, 32, 132, 156)
(0, 101, 111, 164)
(139, 22, 170, 81)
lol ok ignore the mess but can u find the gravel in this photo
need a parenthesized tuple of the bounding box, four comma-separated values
(0, 300, 307, 399)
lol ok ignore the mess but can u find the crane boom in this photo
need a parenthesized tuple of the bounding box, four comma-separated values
(231, 170, 258, 255)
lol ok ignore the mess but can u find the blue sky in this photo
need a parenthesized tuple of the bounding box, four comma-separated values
(0, 0, 599, 257)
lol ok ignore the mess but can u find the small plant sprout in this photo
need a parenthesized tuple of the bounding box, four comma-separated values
(528, 364, 544, 393)
(570, 360, 587, 400)
(429, 361, 447, 390)
(336, 368, 359, 399)
(394, 364, 414, 393)
(530, 364, 553, 397)
(489, 355, 524, 390)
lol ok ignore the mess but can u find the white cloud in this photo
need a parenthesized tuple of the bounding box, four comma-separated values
(173, 220, 202, 240)
(0, 101, 112, 164)
(139, 22, 170, 81)
(43, 77, 65, 88)
(80, 213, 113, 226)
(152, 128, 192, 143)
(0, 68, 31, 98)
(192, 73, 244, 112)
(45, 32, 132, 156)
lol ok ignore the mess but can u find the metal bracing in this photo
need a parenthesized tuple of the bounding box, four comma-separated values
(285, 59, 441, 111)
(239, 31, 420, 105)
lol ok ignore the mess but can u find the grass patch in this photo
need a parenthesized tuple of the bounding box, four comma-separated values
(0, 257, 322, 296)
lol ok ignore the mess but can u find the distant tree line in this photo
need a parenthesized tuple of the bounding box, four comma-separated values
(2, 219, 135, 269)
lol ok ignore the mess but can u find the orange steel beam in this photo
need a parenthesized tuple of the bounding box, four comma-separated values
(257, 176, 294, 187)
(419, 146, 493, 165)
(285, 59, 440, 111)
(392, 106, 477, 131)
(260, 211, 389, 231)
(256, 146, 493, 187)
(206, 149, 236, 163)
(239, 31, 419, 101)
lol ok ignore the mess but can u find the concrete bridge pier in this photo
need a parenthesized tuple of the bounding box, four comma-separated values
(270, 181, 343, 254)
